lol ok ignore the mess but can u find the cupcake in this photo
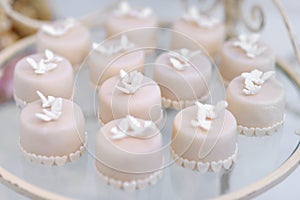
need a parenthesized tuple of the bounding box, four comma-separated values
(153, 49, 212, 110)
(170, 101, 238, 172)
(219, 34, 275, 84)
(95, 115, 163, 191)
(88, 35, 144, 87)
(19, 91, 86, 166)
(226, 69, 285, 136)
(171, 6, 225, 57)
(36, 19, 90, 67)
(105, 1, 157, 48)
(98, 70, 162, 125)
(13, 49, 74, 108)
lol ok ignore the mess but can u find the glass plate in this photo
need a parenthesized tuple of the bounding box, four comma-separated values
(0, 28, 299, 200)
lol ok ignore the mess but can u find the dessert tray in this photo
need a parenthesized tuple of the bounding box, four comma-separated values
(0, 28, 299, 200)
(0, 1, 300, 200)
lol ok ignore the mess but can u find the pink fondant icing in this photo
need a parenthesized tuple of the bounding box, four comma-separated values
(226, 76, 285, 129)
(98, 75, 162, 124)
(19, 99, 86, 157)
(171, 105, 237, 163)
(95, 118, 163, 181)
(36, 21, 90, 67)
(219, 40, 275, 83)
(13, 54, 73, 105)
(105, 13, 157, 48)
(88, 44, 144, 87)
(153, 52, 211, 105)
(171, 19, 225, 57)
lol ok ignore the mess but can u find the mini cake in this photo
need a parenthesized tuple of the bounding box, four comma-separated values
(219, 34, 275, 84)
(19, 91, 86, 166)
(36, 19, 90, 67)
(170, 101, 238, 172)
(13, 49, 74, 108)
(95, 115, 163, 191)
(98, 70, 162, 125)
(171, 6, 225, 57)
(153, 49, 212, 110)
(226, 69, 285, 136)
(89, 35, 144, 87)
(105, 1, 157, 48)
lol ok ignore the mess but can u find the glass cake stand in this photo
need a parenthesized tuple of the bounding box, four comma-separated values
(0, 25, 299, 200)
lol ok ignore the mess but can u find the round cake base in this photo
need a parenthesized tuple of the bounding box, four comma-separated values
(19, 132, 87, 166)
(170, 144, 238, 173)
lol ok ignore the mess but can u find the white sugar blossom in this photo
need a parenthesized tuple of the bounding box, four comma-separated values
(26, 49, 61, 74)
(191, 101, 228, 131)
(183, 6, 219, 28)
(43, 49, 63, 63)
(93, 35, 135, 56)
(35, 91, 62, 122)
(114, 1, 152, 18)
(116, 69, 143, 94)
(169, 57, 190, 71)
(41, 18, 75, 36)
(233, 34, 266, 58)
(111, 115, 155, 140)
(241, 69, 275, 95)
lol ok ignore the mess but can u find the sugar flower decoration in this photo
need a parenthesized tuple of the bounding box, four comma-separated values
(116, 69, 143, 94)
(41, 18, 75, 37)
(35, 91, 62, 122)
(26, 49, 62, 74)
(183, 6, 219, 28)
(233, 34, 266, 58)
(191, 101, 228, 131)
(169, 56, 190, 71)
(93, 35, 135, 56)
(114, 1, 153, 19)
(110, 115, 155, 140)
(242, 69, 275, 95)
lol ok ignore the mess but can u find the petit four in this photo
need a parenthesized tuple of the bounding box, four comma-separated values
(89, 35, 144, 87)
(170, 101, 238, 172)
(13, 50, 74, 108)
(19, 91, 86, 166)
(153, 49, 212, 110)
(171, 6, 225, 57)
(105, 1, 157, 48)
(95, 115, 163, 191)
(219, 34, 275, 84)
(226, 69, 285, 136)
(98, 70, 162, 125)
(36, 19, 90, 67)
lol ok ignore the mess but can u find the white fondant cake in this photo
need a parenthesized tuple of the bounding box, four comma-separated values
(95, 116, 163, 191)
(171, 6, 225, 57)
(88, 35, 144, 87)
(105, 1, 157, 49)
(36, 19, 90, 67)
(226, 70, 285, 136)
(19, 92, 86, 166)
(98, 70, 162, 125)
(171, 101, 238, 172)
(219, 34, 275, 84)
(154, 49, 212, 110)
(13, 50, 74, 108)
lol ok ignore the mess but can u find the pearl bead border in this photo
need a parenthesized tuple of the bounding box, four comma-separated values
(170, 144, 238, 173)
(95, 165, 163, 192)
(238, 118, 284, 137)
(161, 93, 209, 110)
